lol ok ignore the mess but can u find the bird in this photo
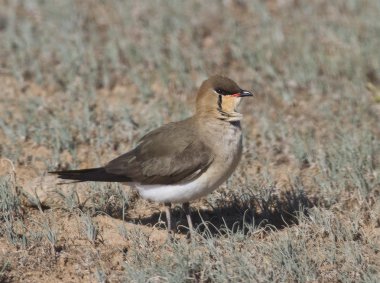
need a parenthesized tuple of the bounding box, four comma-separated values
(50, 75, 253, 237)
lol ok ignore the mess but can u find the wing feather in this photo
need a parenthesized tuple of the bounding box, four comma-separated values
(105, 118, 214, 185)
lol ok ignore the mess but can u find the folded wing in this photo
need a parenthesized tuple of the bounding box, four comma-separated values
(106, 119, 214, 185)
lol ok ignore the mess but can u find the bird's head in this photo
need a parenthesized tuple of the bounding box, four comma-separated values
(195, 75, 253, 122)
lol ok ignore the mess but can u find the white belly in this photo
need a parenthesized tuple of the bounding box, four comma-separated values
(134, 168, 221, 203)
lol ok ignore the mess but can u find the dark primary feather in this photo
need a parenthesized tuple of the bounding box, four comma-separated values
(51, 117, 214, 185)
(49, 167, 132, 182)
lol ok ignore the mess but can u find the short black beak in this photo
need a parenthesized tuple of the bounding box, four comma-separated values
(239, 90, 254, 97)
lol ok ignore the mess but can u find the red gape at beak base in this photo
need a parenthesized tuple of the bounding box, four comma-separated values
(232, 90, 253, 97)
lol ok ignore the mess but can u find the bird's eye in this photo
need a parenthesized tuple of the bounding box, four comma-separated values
(215, 88, 223, 94)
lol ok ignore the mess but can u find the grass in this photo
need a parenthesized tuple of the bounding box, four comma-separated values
(0, 0, 379, 282)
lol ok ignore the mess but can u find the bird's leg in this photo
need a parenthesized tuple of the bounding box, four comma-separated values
(182, 202, 194, 234)
(164, 202, 174, 239)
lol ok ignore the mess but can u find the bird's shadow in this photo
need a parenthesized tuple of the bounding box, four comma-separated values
(104, 189, 317, 237)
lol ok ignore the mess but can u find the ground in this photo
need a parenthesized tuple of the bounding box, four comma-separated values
(0, 0, 379, 282)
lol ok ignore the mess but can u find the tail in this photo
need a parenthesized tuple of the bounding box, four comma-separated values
(49, 167, 132, 183)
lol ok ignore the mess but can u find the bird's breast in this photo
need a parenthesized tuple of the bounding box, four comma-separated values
(211, 122, 242, 177)
(197, 120, 242, 186)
